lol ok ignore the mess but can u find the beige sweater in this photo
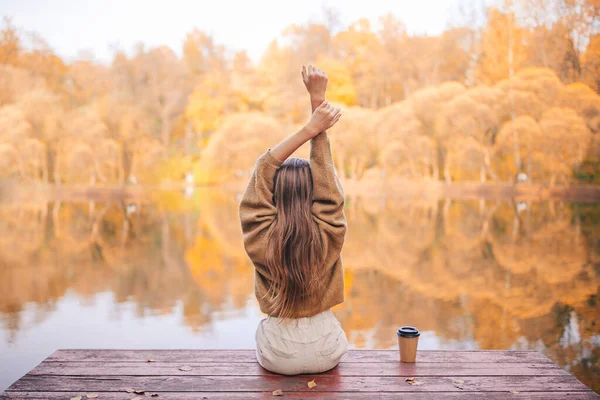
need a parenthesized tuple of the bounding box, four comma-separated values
(239, 132, 347, 318)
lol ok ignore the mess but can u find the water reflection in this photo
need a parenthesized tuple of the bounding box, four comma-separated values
(0, 190, 598, 392)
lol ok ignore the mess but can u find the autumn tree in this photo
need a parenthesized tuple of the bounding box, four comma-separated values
(583, 34, 600, 92)
(493, 115, 545, 181)
(329, 106, 377, 179)
(477, 8, 528, 85)
(374, 102, 437, 180)
(538, 107, 592, 184)
(334, 19, 385, 108)
(0, 17, 20, 66)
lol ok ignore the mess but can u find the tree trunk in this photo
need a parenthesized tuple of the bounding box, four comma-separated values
(444, 161, 451, 183)
(508, 7, 522, 178)
(161, 108, 171, 156)
(185, 122, 194, 155)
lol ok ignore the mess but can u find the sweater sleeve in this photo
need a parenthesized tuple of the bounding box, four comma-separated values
(310, 132, 347, 270)
(239, 149, 282, 266)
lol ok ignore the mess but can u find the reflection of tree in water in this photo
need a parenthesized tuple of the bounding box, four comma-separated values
(337, 197, 599, 390)
(342, 197, 438, 277)
(0, 196, 254, 340)
(183, 190, 255, 330)
(490, 201, 586, 284)
(0, 202, 46, 264)
(335, 269, 472, 349)
(0, 202, 62, 340)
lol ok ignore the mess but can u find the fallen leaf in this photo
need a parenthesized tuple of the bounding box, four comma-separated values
(86, 395, 99, 399)
(125, 389, 135, 393)
(307, 379, 317, 388)
(151, 394, 159, 397)
(70, 397, 82, 400)
(179, 366, 193, 371)
(147, 359, 156, 363)
(133, 390, 145, 394)
(405, 377, 415, 382)
(510, 391, 520, 394)
(453, 379, 464, 384)
(272, 389, 283, 396)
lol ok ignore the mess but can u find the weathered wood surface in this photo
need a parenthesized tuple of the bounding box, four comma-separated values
(45, 349, 554, 363)
(6, 374, 593, 392)
(29, 361, 567, 376)
(2, 350, 597, 399)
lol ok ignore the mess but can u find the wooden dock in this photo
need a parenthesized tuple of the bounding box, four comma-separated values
(1, 350, 597, 399)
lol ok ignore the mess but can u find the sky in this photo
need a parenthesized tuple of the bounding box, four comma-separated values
(0, 0, 479, 63)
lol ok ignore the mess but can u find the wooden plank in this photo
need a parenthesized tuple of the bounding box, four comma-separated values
(2, 392, 599, 399)
(46, 349, 554, 364)
(29, 361, 568, 377)
(7, 375, 593, 393)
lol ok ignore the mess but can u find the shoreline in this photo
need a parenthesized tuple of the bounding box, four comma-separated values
(2, 180, 600, 203)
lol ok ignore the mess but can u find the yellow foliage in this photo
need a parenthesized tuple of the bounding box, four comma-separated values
(156, 156, 194, 184)
(329, 106, 377, 179)
(496, 67, 563, 107)
(477, 8, 529, 84)
(582, 34, 600, 92)
(436, 92, 498, 145)
(195, 112, 285, 184)
(411, 82, 466, 131)
(445, 137, 487, 181)
(538, 107, 592, 180)
(493, 115, 544, 181)
(185, 75, 226, 136)
(315, 56, 357, 106)
(557, 82, 600, 133)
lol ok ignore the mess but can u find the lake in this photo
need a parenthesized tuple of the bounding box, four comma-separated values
(0, 189, 598, 392)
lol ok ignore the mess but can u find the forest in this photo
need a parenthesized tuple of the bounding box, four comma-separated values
(0, 0, 599, 186)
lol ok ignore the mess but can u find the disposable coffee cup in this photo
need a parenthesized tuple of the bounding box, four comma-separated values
(397, 326, 420, 363)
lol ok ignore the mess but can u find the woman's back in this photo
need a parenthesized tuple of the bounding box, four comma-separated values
(239, 131, 347, 318)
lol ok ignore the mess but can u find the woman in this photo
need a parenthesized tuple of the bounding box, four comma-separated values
(239, 65, 348, 375)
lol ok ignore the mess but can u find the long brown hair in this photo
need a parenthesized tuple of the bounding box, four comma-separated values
(265, 157, 324, 318)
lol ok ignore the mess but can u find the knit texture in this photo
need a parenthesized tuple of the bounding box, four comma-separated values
(239, 132, 347, 318)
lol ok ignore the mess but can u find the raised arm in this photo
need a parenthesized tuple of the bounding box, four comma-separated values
(239, 80, 341, 264)
(302, 65, 348, 264)
(269, 99, 341, 163)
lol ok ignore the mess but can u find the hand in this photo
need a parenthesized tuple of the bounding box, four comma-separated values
(302, 65, 328, 101)
(304, 100, 342, 137)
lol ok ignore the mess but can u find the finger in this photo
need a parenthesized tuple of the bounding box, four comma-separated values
(331, 107, 341, 117)
(331, 113, 342, 125)
(301, 65, 307, 81)
(309, 65, 314, 75)
(318, 100, 328, 109)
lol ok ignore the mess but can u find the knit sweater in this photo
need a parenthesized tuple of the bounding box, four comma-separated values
(239, 132, 347, 318)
